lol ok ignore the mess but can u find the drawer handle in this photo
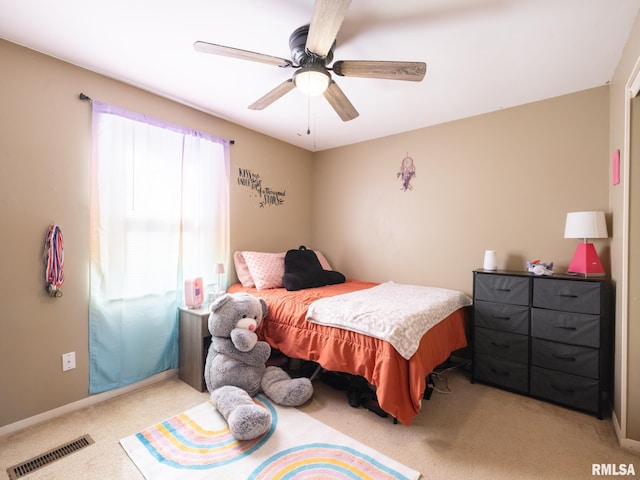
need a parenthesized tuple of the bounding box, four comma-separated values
(494, 288, 511, 292)
(555, 294, 578, 299)
(489, 368, 510, 377)
(490, 341, 510, 349)
(551, 384, 576, 394)
(552, 354, 576, 362)
(491, 315, 511, 321)
(552, 324, 577, 331)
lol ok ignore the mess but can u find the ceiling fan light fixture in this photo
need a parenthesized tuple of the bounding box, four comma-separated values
(293, 65, 330, 96)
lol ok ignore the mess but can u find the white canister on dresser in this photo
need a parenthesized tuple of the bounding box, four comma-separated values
(483, 250, 498, 270)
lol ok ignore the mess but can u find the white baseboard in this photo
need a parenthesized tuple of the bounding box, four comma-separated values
(619, 437, 640, 453)
(611, 405, 640, 453)
(0, 369, 178, 438)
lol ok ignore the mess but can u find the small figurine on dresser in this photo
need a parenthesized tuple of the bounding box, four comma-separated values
(526, 260, 553, 276)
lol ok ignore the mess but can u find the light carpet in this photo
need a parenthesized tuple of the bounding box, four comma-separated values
(120, 395, 420, 480)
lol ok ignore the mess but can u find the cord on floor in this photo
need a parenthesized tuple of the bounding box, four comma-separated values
(431, 360, 472, 395)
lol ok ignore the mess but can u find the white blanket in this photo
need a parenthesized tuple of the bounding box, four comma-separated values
(306, 281, 472, 360)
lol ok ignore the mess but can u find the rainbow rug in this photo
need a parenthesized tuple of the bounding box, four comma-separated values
(120, 395, 420, 479)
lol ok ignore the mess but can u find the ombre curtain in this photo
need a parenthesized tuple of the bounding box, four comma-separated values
(89, 101, 230, 394)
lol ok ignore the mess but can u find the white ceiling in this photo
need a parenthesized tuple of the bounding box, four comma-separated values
(1, 0, 639, 151)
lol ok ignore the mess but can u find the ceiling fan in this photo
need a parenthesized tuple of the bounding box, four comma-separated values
(194, 0, 426, 121)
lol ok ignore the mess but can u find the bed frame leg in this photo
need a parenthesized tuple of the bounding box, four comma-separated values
(423, 373, 435, 400)
(309, 364, 324, 381)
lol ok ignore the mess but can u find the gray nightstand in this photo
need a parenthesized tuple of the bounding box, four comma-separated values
(178, 306, 211, 392)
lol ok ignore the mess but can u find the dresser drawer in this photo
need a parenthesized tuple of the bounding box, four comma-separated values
(475, 274, 530, 306)
(532, 278, 601, 314)
(531, 308, 600, 347)
(474, 353, 528, 394)
(531, 338, 599, 379)
(530, 366, 599, 413)
(475, 327, 528, 363)
(474, 300, 529, 334)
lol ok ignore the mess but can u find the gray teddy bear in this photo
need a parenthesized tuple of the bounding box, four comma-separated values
(204, 292, 314, 440)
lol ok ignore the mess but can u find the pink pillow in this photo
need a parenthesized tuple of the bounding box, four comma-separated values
(314, 251, 332, 270)
(233, 251, 255, 288)
(241, 251, 286, 290)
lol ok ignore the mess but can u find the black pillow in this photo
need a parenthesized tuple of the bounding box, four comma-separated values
(282, 246, 346, 291)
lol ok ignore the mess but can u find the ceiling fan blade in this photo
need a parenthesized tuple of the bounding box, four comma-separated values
(332, 60, 427, 82)
(248, 79, 295, 110)
(323, 80, 359, 121)
(194, 41, 292, 68)
(306, 0, 352, 57)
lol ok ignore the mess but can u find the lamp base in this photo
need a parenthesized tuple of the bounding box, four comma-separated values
(567, 243, 605, 276)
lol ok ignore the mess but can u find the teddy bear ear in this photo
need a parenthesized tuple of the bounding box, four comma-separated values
(210, 293, 231, 312)
(259, 298, 267, 318)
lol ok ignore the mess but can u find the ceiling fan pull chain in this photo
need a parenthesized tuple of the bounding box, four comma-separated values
(307, 93, 311, 135)
(313, 109, 317, 150)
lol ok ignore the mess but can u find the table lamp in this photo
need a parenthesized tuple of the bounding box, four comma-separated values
(564, 211, 608, 275)
(214, 263, 225, 292)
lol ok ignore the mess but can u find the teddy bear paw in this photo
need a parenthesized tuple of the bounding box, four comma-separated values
(210, 385, 271, 440)
(228, 404, 271, 440)
(262, 366, 314, 407)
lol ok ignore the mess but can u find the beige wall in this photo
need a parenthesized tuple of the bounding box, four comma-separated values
(312, 88, 610, 295)
(609, 11, 640, 443)
(0, 39, 311, 428)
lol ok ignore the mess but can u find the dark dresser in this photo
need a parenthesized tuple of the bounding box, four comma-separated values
(472, 269, 611, 418)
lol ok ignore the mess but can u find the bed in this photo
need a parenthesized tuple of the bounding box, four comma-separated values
(228, 251, 471, 425)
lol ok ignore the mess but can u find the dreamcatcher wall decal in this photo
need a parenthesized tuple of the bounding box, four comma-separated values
(397, 154, 416, 191)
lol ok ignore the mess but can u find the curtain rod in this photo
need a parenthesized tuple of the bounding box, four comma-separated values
(78, 92, 235, 144)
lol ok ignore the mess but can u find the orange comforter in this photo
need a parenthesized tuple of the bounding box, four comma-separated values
(227, 280, 468, 425)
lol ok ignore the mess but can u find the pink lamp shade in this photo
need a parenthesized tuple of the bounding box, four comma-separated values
(564, 211, 608, 275)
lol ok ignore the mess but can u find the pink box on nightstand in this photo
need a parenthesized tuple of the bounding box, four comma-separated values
(184, 277, 204, 308)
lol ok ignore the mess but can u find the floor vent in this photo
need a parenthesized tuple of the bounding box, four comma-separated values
(6, 434, 94, 479)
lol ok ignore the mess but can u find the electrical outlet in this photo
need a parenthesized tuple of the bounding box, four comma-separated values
(62, 352, 76, 371)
